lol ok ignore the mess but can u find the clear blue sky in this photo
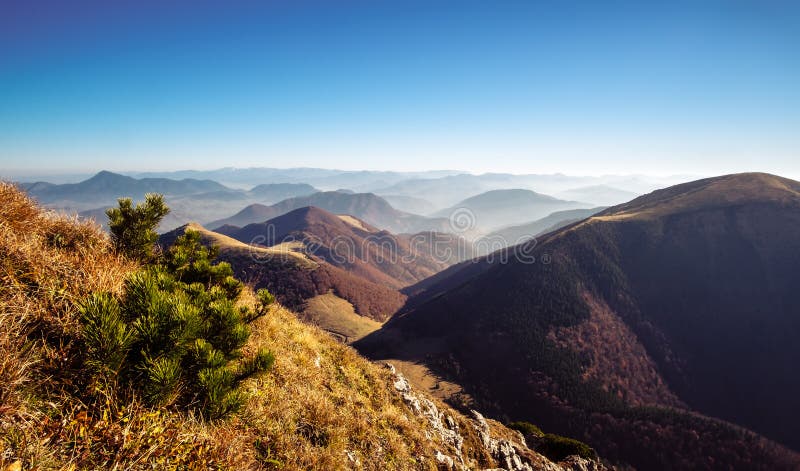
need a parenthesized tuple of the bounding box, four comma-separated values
(1, 0, 798, 177)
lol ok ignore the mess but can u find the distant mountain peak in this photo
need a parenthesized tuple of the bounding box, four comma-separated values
(86, 170, 133, 183)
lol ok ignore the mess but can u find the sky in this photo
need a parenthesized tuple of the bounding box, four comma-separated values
(1, 0, 799, 178)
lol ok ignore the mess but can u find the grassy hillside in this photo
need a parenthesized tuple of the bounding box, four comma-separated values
(359, 173, 800, 470)
(2, 182, 591, 470)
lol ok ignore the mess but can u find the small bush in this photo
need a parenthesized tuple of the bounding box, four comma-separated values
(539, 433, 597, 462)
(79, 229, 275, 419)
(508, 421, 544, 439)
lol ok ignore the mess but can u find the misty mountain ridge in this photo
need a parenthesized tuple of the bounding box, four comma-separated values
(554, 185, 640, 206)
(371, 172, 690, 208)
(26, 170, 229, 204)
(27, 171, 320, 231)
(478, 207, 608, 254)
(433, 188, 593, 232)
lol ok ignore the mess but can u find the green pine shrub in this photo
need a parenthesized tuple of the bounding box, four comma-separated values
(79, 229, 275, 419)
(539, 433, 597, 462)
(508, 421, 544, 439)
(106, 193, 170, 262)
(507, 420, 596, 462)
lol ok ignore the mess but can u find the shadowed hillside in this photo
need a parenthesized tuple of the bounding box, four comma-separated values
(358, 173, 800, 470)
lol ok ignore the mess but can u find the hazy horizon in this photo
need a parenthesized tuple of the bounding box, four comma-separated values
(2, 165, 714, 186)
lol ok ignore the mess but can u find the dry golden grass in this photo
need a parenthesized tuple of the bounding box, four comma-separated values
(0, 183, 134, 414)
(183, 222, 317, 269)
(0, 183, 230, 469)
(335, 215, 371, 232)
(301, 292, 382, 343)
(230, 303, 442, 470)
(0, 182, 504, 470)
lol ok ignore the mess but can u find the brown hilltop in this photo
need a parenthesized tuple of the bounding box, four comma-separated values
(226, 206, 472, 290)
(594, 172, 800, 220)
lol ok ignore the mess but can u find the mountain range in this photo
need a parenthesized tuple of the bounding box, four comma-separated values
(10, 167, 800, 469)
(24, 171, 319, 231)
(370, 172, 682, 208)
(20, 169, 689, 236)
(128, 167, 464, 191)
(25, 170, 229, 205)
(358, 173, 800, 470)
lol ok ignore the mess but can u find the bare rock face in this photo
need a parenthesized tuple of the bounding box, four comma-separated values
(387, 364, 466, 467)
(385, 364, 608, 471)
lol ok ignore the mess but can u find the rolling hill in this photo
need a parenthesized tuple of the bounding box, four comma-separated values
(209, 191, 451, 234)
(358, 173, 800, 470)
(433, 189, 592, 232)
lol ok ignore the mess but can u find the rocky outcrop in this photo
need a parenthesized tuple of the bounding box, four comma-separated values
(471, 410, 541, 471)
(385, 364, 608, 471)
(389, 364, 466, 466)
